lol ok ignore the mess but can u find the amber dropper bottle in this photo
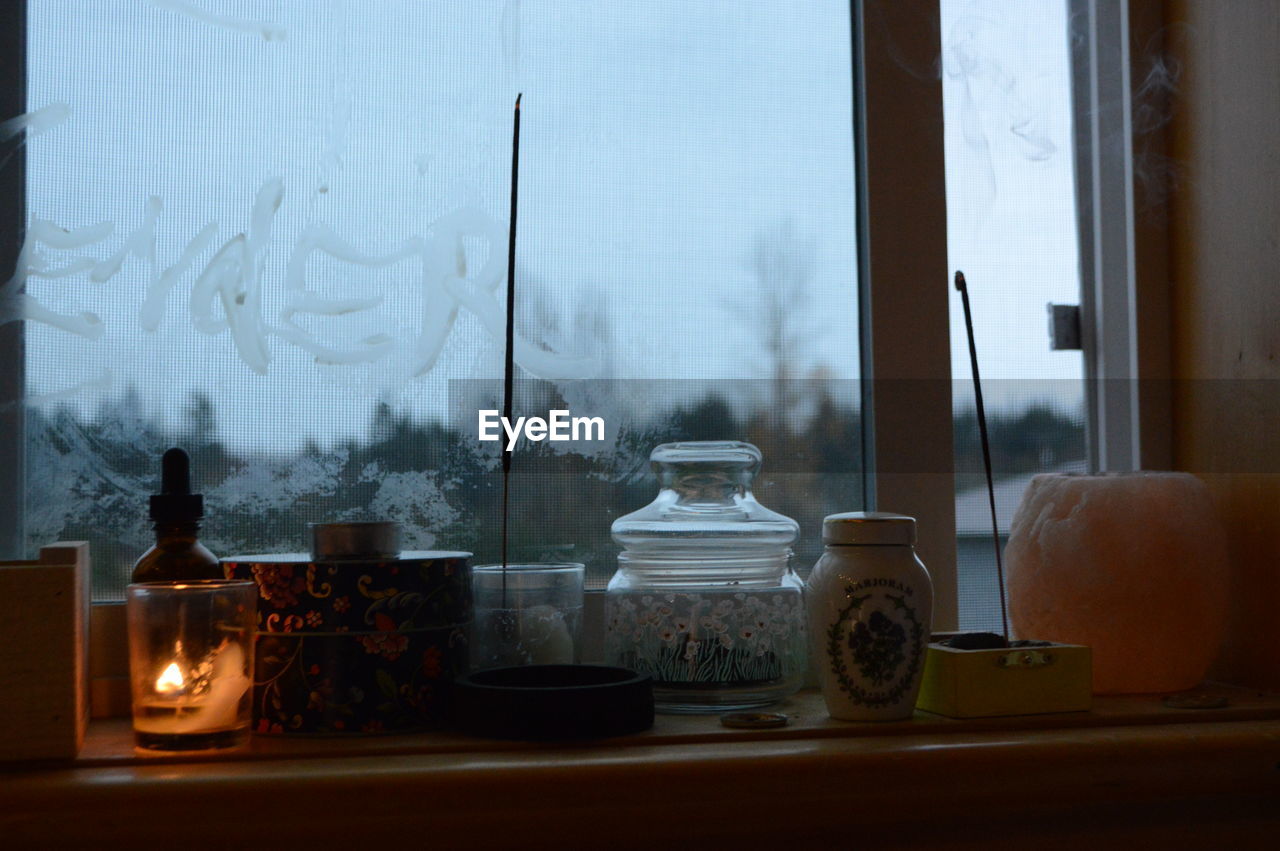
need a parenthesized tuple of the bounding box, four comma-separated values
(130, 447, 223, 583)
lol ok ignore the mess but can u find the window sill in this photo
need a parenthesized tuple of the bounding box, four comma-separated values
(3, 686, 1280, 846)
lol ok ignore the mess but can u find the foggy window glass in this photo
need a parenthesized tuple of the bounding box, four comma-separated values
(941, 0, 1088, 631)
(20, 0, 862, 598)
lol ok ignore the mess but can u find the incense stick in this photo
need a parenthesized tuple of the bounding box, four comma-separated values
(954, 270, 1010, 643)
(502, 93, 521, 605)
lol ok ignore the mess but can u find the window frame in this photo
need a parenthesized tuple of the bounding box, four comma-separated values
(1, 0, 1167, 670)
(1072, 0, 1173, 472)
(854, 0, 957, 629)
(0, 0, 25, 562)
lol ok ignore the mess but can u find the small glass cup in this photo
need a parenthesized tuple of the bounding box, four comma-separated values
(471, 563, 585, 670)
(126, 580, 257, 752)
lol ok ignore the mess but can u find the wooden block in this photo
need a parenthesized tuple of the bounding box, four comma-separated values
(917, 635, 1092, 718)
(0, 542, 90, 761)
(88, 602, 130, 719)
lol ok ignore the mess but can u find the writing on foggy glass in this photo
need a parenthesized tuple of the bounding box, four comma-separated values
(3, 173, 599, 382)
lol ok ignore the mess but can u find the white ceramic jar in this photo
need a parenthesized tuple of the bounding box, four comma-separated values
(806, 512, 933, 721)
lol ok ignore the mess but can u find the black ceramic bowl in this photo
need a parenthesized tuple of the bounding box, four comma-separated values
(452, 664, 654, 741)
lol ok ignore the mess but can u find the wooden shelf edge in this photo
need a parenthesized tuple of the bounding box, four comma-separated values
(3, 685, 1280, 845)
(2, 715, 1280, 847)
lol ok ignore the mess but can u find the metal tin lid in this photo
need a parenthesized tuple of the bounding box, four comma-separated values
(823, 512, 916, 546)
(310, 521, 401, 560)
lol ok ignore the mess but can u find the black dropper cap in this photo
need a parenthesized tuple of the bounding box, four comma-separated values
(149, 447, 204, 524)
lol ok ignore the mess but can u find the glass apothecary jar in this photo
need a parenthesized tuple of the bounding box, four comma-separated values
(604, 441, 805, 713)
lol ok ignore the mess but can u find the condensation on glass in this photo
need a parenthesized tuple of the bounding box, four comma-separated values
(14, 1, 863, 598)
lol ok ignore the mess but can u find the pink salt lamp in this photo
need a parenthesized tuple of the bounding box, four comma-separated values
(1005, 472, 1228, 694)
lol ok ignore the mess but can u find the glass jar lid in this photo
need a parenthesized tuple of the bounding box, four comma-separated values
(611, 441, 798, 554)
(822, 512, 915, 546)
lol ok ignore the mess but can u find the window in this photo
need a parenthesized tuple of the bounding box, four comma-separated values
(941, 0, 1088, 631)
(4, 1, 1147, 640)
(8, 0, 867, 599)
(940, 0, 1157, 631)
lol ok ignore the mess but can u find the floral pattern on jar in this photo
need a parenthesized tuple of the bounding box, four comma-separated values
(605, 591, 806, 688)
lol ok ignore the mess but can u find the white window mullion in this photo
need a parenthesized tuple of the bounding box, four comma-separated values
(1073, 0, 1147, 472)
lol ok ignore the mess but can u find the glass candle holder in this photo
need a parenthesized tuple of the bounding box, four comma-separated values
(126, 580, 256, 751)
(471, 564, 584, 670)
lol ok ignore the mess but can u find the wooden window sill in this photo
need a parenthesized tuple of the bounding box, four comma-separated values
(3, 686, 1280, 847)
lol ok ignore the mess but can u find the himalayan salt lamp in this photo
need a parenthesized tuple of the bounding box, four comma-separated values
(1005, 472, 1228, 694)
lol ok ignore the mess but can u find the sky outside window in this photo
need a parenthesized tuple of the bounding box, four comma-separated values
(19, 0, 863, 595)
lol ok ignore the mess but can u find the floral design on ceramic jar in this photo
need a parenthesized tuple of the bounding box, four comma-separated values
(825, 588, 924, 708)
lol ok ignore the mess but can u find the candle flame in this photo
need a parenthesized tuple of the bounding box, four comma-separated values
(155, 662, 185, 694)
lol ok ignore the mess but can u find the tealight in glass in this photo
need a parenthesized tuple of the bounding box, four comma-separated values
(126, 580, 256, 751)
(471, 563, 584, 670)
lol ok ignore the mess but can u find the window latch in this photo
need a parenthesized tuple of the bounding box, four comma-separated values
(1046, 303, 1082, 350)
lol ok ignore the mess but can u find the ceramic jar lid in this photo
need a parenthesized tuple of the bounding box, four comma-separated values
(822, 512, 916, 546)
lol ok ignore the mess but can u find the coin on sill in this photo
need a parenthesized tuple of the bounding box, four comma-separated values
(1162, 693, 1229, 710)
(719, 711, 789, 729)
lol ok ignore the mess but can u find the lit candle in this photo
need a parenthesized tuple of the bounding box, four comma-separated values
(155, 662, 184, 695)
(133, 642, 251, 735)
(127, 579, 257, 751)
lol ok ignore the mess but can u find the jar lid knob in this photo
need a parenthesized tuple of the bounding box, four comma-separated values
(823, 512, 916, 546)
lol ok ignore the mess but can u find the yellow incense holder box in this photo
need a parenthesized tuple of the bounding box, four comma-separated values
(916, 633, 1092, 718)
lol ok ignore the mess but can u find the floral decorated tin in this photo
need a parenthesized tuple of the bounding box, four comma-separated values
(222, 549, 471, 735)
